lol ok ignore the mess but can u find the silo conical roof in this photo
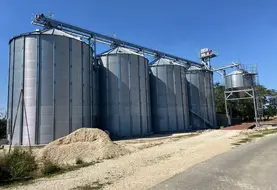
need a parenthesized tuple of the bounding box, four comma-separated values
(10, 28, 82, 43)
(187, 65, 204, 71)
(150, 58, 185, 67)
(31, 28, 82, 41)
(101, 46, 144, 56)
(226, 69, 246, 76)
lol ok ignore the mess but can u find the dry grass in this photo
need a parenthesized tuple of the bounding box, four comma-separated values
(73, 180, 113, 190)
(232, 128, 277, 146)
(169, 133, 200, 141)
(137, 142, 164, 150)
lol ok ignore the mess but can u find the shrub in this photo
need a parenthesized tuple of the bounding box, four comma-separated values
(0, 159, 12, 183)
(42, 160, 61, 175)
(4, 148, 37, 178)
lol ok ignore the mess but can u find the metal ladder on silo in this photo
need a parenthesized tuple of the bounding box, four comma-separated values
(250, 64, 264, 125)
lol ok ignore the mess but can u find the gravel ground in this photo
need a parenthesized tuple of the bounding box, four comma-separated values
(152, 132, 277, 190)
(38, 128, 130, 166)
(3, 130, 247, 190)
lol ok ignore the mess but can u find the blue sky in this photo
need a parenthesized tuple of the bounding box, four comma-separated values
(0, 0, 277, 111)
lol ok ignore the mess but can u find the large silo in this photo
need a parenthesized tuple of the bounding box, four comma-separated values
(150, 58, 190, 132)
(7, 29, 98, 145)
(186, 66, 216, 129)
(98, 47, 151, 138)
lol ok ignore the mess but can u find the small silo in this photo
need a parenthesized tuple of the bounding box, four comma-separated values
(98, 47, 151, 138)
(149, 58, 190, 132)
(7, 29, 98, 145)
(186, 66, 216, 129)
(225, 69, 254, 90)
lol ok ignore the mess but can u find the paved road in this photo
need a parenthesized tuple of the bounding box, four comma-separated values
(152, 134, 277, 190)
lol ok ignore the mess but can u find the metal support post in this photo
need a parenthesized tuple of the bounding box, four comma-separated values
(252, 88, 259, 127)
(223, 70, 226, 85)
(224, 92, 231, 125)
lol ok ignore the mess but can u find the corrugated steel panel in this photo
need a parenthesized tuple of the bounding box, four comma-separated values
(7, 29, 98, 145)
(186, 67, 216, 129)
(99, 47, 151, 138)
(23, 37, 37, 145)
(12, 37, 24, 145)
(7, 39, 14, 142)
(187, 72, 201, 129)
(150, 58, 190, 132)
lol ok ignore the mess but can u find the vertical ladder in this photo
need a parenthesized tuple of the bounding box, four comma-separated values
(250, 64, 263, 123)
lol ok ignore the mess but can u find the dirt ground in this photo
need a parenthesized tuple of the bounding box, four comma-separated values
(2, 126, 275, 190)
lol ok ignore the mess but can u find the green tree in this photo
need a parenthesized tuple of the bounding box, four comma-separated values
(257, 85, 277, 120)
(214, 82, 226, 113)
(0, 112, 7, 138)
(213, 83, 277, 121)
(264, 105, 277, 120)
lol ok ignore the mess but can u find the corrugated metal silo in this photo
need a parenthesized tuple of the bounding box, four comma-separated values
(98, 47, 151, 138)
(186, 66, 216, 129)
(150, 58, 190, 132)
(7, 29, 98, 145)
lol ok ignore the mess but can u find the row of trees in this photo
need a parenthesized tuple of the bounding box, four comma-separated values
(214, 82, 277, 121)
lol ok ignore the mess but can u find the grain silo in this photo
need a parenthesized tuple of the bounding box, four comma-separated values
(186, 66, 216, 129)
(225, 69, 255, 90)
(7, 28, 98, 145)
(150, 58, 190, 132)
(98, 47, 151, 138)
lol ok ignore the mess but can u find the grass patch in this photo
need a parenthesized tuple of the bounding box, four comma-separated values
(73, 180, 112, 190)
(1, 153, 100, 186)
(232, 128, 277, 146)
(248, 134, 264, 138)
(261, 129, 277, 135)
(66, 162, 93, 172)
(0, 178, 34, 188)
(42, 160, 62, 176)
(42, 160, 99, 178)
(170, 133, 200, 141)
(138, 142, 164, 150)
(4, 148, 37, 178)
(232, 138, 252, 146)
(0, 148, 37, 186)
